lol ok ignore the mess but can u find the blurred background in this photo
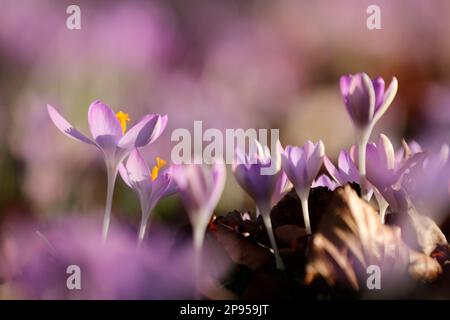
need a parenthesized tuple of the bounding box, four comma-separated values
(1, 0, 450, 229)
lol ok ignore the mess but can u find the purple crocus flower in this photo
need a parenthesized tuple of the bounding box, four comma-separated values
(232, 139, 286, 270)
(172, 162, 226, 294)
(281, 141, 325, 234)
(340, 73, 398, 200)
(366, 134, 426, 222)
(324, 147, 359, 186)
(400, 140, 449, 218)
(232, 140, 288, 210)
(47, 100, 168, 241)
(119, 149, 176, 243)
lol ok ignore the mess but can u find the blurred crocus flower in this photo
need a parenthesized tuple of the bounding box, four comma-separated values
(400, 140, 449, 217)
(232, 140, 286, 270)
(340, 73, 398, 200)
(119, 149, 176, 243)
(281, 141, 325, 234)
(47, 101, 167, 240)
(3, 217, 225, 299)
(172, 162, 226, 293)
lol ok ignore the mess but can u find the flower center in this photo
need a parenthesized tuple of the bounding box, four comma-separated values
(151, 157, 167, 181)
(116, 111, 130, 134)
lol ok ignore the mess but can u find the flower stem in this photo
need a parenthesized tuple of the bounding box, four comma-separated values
(357, 128, 371, 201)
(261, 210, 284, 270)
(193, 222, 206, 299)
(300, 196, 312, 235)
(102, 165, 118, 242)
(137, 216, 149, 245)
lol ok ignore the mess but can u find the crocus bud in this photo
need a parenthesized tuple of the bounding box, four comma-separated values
(281, 140, 325, 234)
(340, 73, 398, 129)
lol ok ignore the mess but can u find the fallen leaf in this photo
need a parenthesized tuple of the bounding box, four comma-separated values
(210, 220, 272, 271)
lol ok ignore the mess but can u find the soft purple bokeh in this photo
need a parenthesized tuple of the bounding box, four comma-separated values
(0, 216, 230, 299)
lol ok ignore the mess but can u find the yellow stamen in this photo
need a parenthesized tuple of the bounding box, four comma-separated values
(116, 111, 130, 134)
(151, 157, 167, 181)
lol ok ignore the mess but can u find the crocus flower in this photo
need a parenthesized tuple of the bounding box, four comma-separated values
(47, 100, 167, 241)
(119, 149, 176, 243)
(366, 134, 426, 222)
(281, 141, 325, 234)
(232, 139, 286, 270)
(340, 73, 398, 200)
(324, 147, 359, 186)
(400, 140, 449, 217)
(172, 162, 226, 295)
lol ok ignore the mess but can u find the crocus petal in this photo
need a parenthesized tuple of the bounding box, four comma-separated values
(118, 114, 167, 150)
(88, 100, 123, 143)
(47, 105, 97, 147)
(372, 76, 385, 111)
(174, 163, 226, 220)
(312, 174, 338, 190)
(339, 75, 352, 97)
(377, 134, 395, 170)
(324, 155, 340, 183)
(126, 149, 151, 183)
(271, 170, 292, 206)
(305, 141, 325, 183)
(208, 162, 227, 213)
(148, 168, 177, 208)
(118, 163, 132, 188)
(372, 77, 398, 125)
(341, 73, 377, 128)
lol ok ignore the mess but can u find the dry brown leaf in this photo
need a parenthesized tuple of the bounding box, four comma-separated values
(275, 225, 307, 246)
(305, 185, 441, 291)
(210, 222, 272, 271)
(408, 207, 448, 256)
(408, 250, 442, 282)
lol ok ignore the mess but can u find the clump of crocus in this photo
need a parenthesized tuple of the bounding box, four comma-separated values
(47, 101, 167, 241)
(281, 141, 325, 234)
(172, 161, 226, 295)
(119, 149, 176, 244)
(340, 73, 398, 200)
(232, 140, 289, 270)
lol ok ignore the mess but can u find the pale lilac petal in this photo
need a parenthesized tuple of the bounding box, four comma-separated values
(126, 149, 151, 183)
(118, 114, 167, 150)
(271, 171, 292, 205)
(305, 141, 324, 183)
(324, 155, 340, 183)
(372, 76, 385, 111)
(346, 73, 375, 126)
(339, 75, 352, 97)
(372, 77, 398, 124)
(312, 174, 338, 190)
(118, 163, 132, 188)
(47, 105, 97, 147)
(88, 100, 122, 143)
